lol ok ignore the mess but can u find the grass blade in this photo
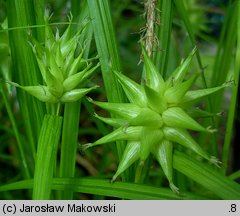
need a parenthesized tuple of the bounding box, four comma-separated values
(33, 115, 62, 200)
(210, 2, 237, 90)
(59, 103, 81, 199)
(153, 0, 173, 78)
(87, 0, 124, 103)
(33, 0, 45, 42)
(87, 0, 129, 180)
(0, 178, 208, 200)
(7, 0, 46, 160)
(173, 151, 240, 200)
(222, 0, 240, 173)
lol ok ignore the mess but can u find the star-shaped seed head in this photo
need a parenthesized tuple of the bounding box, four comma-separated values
(83, 46, 229, 193)
(8, 11, 99, 103)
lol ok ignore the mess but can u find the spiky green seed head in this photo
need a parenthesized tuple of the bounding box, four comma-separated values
(83, 46, 229, 194)
(9, 13, 99, 103)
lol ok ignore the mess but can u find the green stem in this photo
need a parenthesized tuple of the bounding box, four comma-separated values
(58, 0, 93, 200)
(56, 103, 61, 116)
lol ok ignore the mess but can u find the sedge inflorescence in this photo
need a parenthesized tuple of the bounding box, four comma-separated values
(9, 12, 99, 104)
(84, 46, 228, 193)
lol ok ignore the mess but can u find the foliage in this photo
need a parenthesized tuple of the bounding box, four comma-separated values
(0, 0, 239, 200)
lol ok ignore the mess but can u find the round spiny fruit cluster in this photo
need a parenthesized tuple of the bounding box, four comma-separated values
(84, 47, 228, 193)
(9, 12, 99, 103)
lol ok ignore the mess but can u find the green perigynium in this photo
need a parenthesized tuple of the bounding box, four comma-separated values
(83, 46, 230, 193)
(9, 12, 99, 104)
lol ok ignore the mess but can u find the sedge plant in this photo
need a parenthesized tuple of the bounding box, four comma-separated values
(0, 0, 240, 200)
(1, 8, 99, 199)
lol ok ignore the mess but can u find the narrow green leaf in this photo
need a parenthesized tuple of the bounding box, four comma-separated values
(44, 12, 55, 49)
(153, 0, 173, 78)
(0, 178, 208, 200)
(33, 115, 62, 200)
(59, 102, 81, 198)
(210, 1, 237, 113)
(173, 0, 205, 78)
(87, 0, 128, 175)
(87, 0, 124, 103)
(32, 0, 45, 42)
(173, 151, 240, 200)
(222, 0, 240, 173)
(7, 0, 46, 158)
